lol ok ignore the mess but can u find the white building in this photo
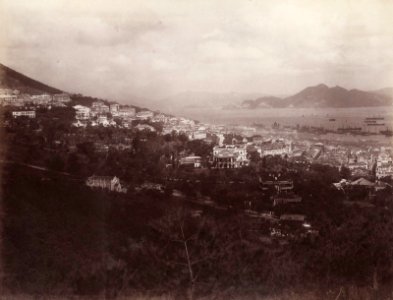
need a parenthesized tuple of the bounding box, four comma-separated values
(135, 124, 156, 132)
(136, 110, 154, 120)
(213, 145, 249, 168)
(86, 176, 127, 193)
(189, 131, 207, 140)
(97, 115, 110, 127)
(180, 156, 202, 168)
(12, 110, 36, 118)
(31, 94, 52, 105)
(258, 141, 293, 157)
(52, 93, 71, 103)
(110, 103, 120, 114)
(73, 105, 91, 120)
(0, 94, 18, 106)
(117, 107, 136, 118)
(91, 101, 110, 114)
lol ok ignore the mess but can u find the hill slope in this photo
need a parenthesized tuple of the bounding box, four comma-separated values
(0, 63, 63, 94)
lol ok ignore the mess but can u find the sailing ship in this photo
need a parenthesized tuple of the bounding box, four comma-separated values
(380, 128, 393, 137)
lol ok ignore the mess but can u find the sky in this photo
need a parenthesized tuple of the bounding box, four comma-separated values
(1, 0, 393, 105)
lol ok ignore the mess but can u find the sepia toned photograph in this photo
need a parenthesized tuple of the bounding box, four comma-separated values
(0, 0, 393, 299)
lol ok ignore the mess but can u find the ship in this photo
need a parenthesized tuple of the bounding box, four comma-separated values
(337, 126, 362, 133)
(328, 118, 336, 122)
(366, 123, 385, 126)
(365, 117, 385, 121)
(380, 128, 393, 137)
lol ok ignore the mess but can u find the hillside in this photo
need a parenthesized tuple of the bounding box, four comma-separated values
(0, 63, 63, 94)
(374, 87, 393, 98)
(0, 63, 147, 111)
(242, 84, 393, 109)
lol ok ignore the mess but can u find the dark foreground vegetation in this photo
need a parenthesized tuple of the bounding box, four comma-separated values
(1, 163, 393, 299)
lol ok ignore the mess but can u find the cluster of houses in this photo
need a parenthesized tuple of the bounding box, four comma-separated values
(1, 88, 72, 120)
(73, 100, 157, 130)
(0, 88, 71, 108)
(211, 138, 294, 169)
(244, 176, 315, 241)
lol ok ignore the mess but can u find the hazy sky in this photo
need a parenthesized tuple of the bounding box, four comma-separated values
(1, 0, 393, 103)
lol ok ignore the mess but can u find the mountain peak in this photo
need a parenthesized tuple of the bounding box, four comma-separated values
(315, 83, 329, 89)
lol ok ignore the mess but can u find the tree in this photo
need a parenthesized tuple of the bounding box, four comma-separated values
(148, 208, 230, 299)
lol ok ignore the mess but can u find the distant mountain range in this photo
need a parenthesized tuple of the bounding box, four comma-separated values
(241, 84, 393, 109)
(1, 63, 392, 110)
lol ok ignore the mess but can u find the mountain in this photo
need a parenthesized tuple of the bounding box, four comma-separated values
(0, 63, 63, 94)
(156, 91, 266, 113)
(374, 87, 393, 98)
(241, 84, 393, 109)
(241, 96, 283, 109)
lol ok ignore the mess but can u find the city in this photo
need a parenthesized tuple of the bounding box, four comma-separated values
(1, 0, 393, 299)
(1, 80, 393, 299)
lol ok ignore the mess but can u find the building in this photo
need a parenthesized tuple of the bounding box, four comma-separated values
(135, 124, 156, 132)
(91, 101, 110, 114)
(280, 214, 306, 223)
(117, 106, 136, 118)
(73, 105, 91, 120)
(110, 103, 120, 114)
(212, 145, 249, 168)
(189, 131, 207, 140)
(376, 163, 393, 179)
(179, 156, 202, 168)
(136, 110, 154, 120)
(273, 195, 302, 206)
(72, 120, 87, 128)
(151, 113, 168, 123)
(258, 141, 293, 157)
(52, 93, 71, 103)
(260, 180, 294, 194)
(0, 94, 18, 106)
(31, 94, 52, 105)
(12, 110, 36, 118)
(97, 115, 110, 126)
(86, 176, 126, 192)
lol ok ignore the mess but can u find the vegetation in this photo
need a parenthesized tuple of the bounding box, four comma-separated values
(1, 106, 393, 299)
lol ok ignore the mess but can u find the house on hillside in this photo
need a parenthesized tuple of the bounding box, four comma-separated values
(91, 101, 110, 115)
(273, 194, 302, 206)
(135, 124, 156, 132)
(136, 110, 154, 120)
(212, 145, 249, 168)
(73, 105, 91, 120)
(52, 93, 71, 103)
(31, 94, 52, 105)
(179, 156, 202, 168)
(12, 110, 36, 118)
(86, 175, 127, 193)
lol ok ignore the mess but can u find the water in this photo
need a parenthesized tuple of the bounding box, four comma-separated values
(178, 106, 393, 128)
(176, 106, 393, 145)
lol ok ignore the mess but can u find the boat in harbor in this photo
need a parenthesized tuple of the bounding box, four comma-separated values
(380, 128, 393, 137)
(366, 123, 385, 126)
(337, 126, 362, 133)
(365, 117, 385, 121)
